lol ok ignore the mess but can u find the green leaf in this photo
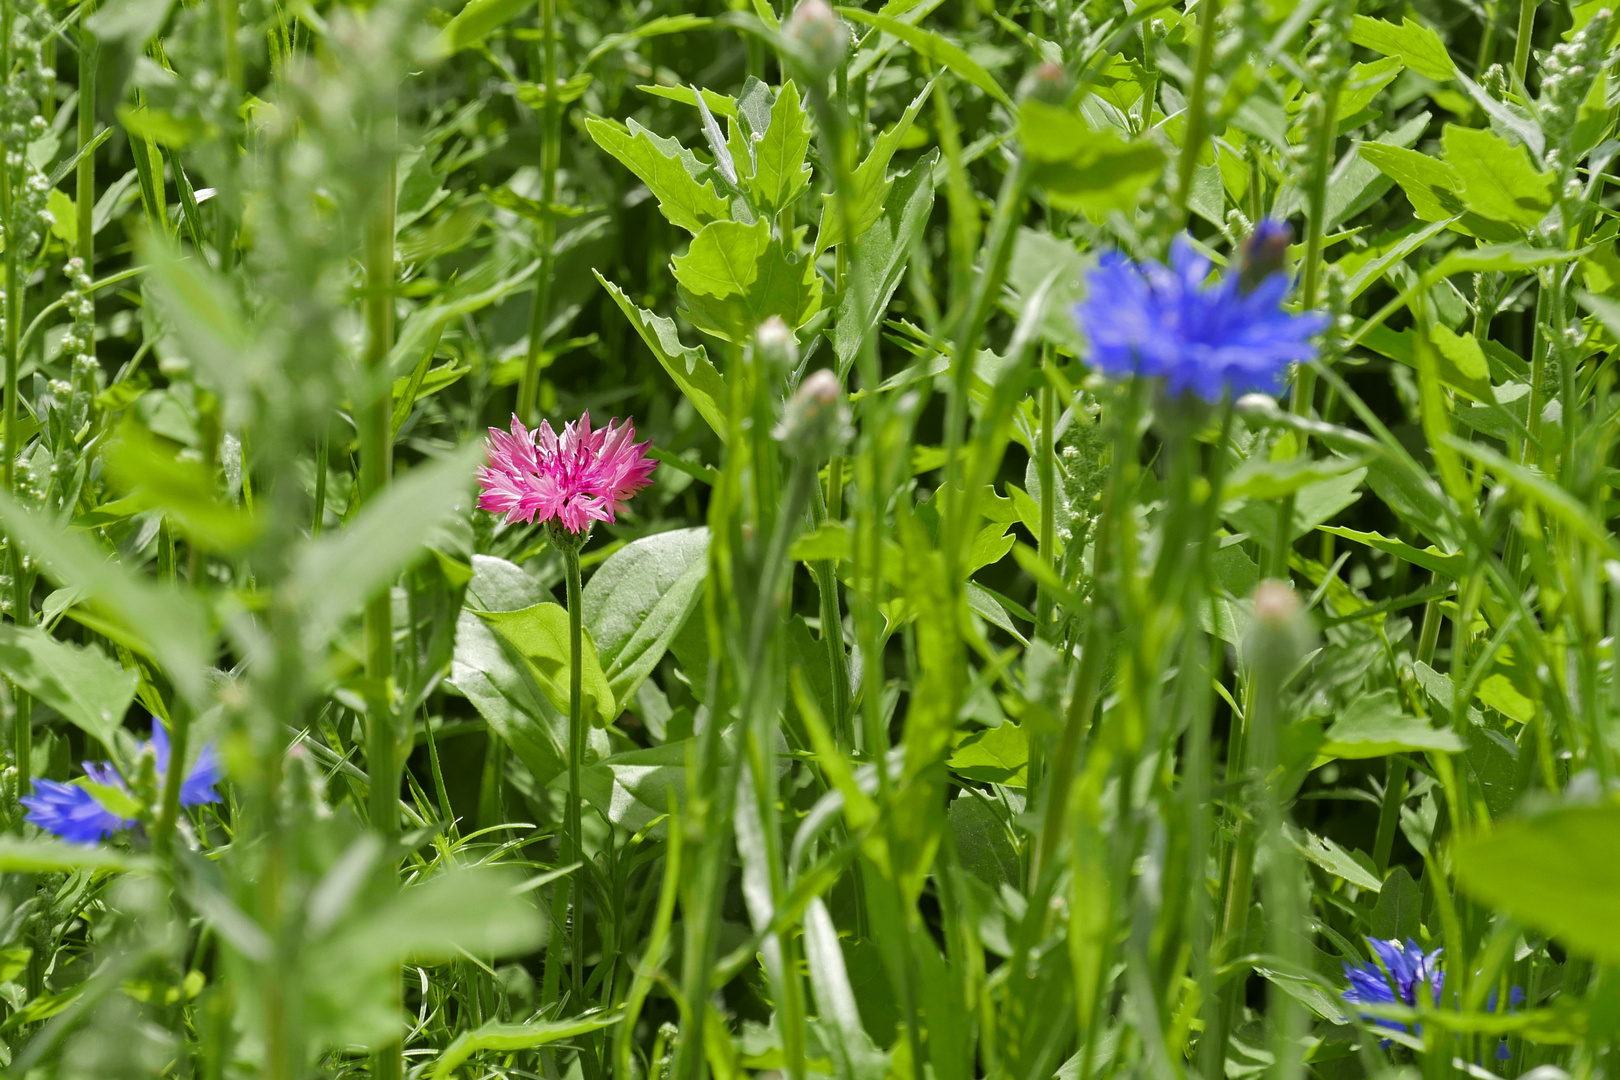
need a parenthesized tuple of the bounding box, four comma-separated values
(513, 73, 595, 110)
(1455, 804, 1620, 963)
(582, 14, 713, 65)
(433, 0, 535, 56)
(1441, 125, 1554, 228)
(450, 557, 582, 787)
(596, 272, 730, 441)
(1318, 688, 1466, 760)
(584, 116, 731, 235)
(838, 9, 1010, 107)
(815, 81, 934, 253)
(948, 795, 1018, 891)
(1316, 526, 1466, 579)
(1348, 15, 1457, 81)
(1296, 829, 1381, 892)
(581, 527, 709, 708)
(576, 741, 691, 832)
(1426, 323, 1494, 401)
(0, 490, 212, 706)
(1370, 866, 1423, 941)
(1356, 141, 1463, 221)
(0, 837, 147, 873)
(948, 722, 1028, 787)
(1019, 100, 1165, 216)
(475, 603, 617, 728)
(0, 626, 136, 747)
(673, 219, 822, 342)
(832, 150, 939, 378)
(432, 1013, 621, 1080)
(291, 443, 481, 645)
(749, 81, 813, 214)
(102, 422, 260, 551)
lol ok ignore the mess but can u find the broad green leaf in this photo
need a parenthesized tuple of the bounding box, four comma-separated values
(1225, 466, 1367, 550)
(140, 234, 258, 421)
(102, 422, 260, 550)
(1318, 688, 1465, 760)
(948, 722, 1027, 787)
(634, 84, 738, 118)
(575, 741, 690, 833)
(815, 81, 934, 253)
(1431, 242, 1588, 276)
(838, 9, 1010, 107)
(673, 218, 822, 342)
(291, 443, 481, 645)
(1356, 141, 1463, 221)
(1455, 804, 1620, 963)
(1371, 866, 1423, 941)
(0, 626, 136, 747)
(451, 556, 595, 788)
(832, 150, 939, 378)
(581, 527, 709, 707)
(1335, 57, 1405, 122)
(476, 603, 617, 728)
(0, 490, 212, 705)
(1427, 324, 1493, 401)
(432, 1013, 620, 1080)
(948, 795, 1018, 890)
(804, 897, 885, 1080)
(433, 0, 535, 56)
(317, 864, 546, 994)
(584, 116, 730, 235)
(1349, 15, 1456, 81)
(1019, 101, 1165, 217)
(1296, 829, 1381, 892)
(596, 273, 730, 441)
(1441, 125, 1554, 228)
(749, 81, 812, 214)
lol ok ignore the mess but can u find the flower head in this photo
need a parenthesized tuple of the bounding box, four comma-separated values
(1343, 938, 1444, 1037)
(1342, 938, 1522, 1059)
(21, 723, 223, 844)
(477, 412, 656, 535)
(1072, 232, 1328, 402)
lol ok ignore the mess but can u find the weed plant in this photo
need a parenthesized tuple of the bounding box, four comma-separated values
(0, 0, 1618, 1078)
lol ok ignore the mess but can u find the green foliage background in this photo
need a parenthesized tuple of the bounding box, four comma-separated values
(1, 0, 1619, 1077)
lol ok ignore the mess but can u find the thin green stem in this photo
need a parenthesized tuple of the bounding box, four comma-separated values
(564, 543, 586, 1013)
(1173, 0, 1223, 225)
(1512, 0, 1538, 87)
(518, 0, 560, 425)
(362, 105, 401, 1080)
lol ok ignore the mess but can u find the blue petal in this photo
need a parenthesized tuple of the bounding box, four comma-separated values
(21, 779, 130, 844)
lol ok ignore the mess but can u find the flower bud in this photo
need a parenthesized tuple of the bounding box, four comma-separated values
(1245, 580, 1316, 675)
(1238, 220, 1292, 294)
(784, 0, 849, 80)
(1018, 61, 1071, 105)
(774, 368, 850, 460)
(754, 316, 799, 376)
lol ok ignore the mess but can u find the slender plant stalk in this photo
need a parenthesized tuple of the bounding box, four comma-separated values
(1512, 0, 1537, 86)
(1172, 0, 1222, 224)
(361, 104, 401, 1080)
(563, 543, 586, 1014)
(518, 0, 560, 425)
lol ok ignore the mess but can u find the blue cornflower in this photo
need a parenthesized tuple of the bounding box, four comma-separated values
(1342, 938, 1523, 1060)
(1343, 937, 1444, 1037)
(21, 723, 222, 844)
(1071, 228, 1329, 402)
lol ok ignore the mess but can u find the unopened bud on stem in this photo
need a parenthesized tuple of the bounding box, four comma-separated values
(754, 316, 799, 377)
(1018, 60, 1071, 105)
(1239, 220, 1293, 294)
(774, 368, 850, 461)
(785, 0, 849, 80)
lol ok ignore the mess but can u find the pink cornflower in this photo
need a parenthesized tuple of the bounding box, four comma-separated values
(477, 412, 656, 534)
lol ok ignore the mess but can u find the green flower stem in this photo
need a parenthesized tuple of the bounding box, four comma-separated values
(361, 105, 402, 1080)
(76, 10, 96, 279)
(562, 542, 587, 1016)
(518, 0, 560, 426)
(1512, 0, 1538, 87)
(1270, 51, 1347, 579)
(1173, 0, 1222, 225)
